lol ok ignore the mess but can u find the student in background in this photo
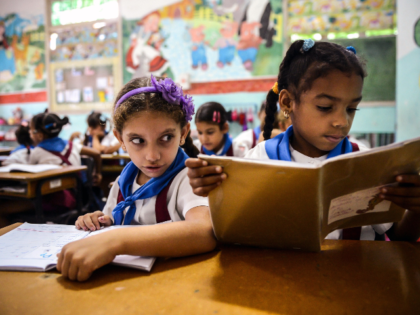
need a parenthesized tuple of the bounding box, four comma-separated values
(257, 109, 292, 143)
(194, 102, 247, 157)
(29, 111, 102, 211)
(2, 121, 33, 166)
(69, 111, 121, 154)
(57, 75, 216, 281)
(186, 40, 420, 242)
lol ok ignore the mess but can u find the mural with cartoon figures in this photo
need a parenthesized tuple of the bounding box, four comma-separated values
(0, 13, 45, 93)
(122, 0, 283, 84)
(288, 0, 396, 35)
(50, 22, 118, 62)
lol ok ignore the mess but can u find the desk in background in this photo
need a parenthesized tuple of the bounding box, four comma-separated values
(0, 166, 86, 223)
(100, 154, 130, 196)
(0, 147, 13, 156)
(0, 223, 419, 315)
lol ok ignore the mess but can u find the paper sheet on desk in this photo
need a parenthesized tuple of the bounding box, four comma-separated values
(87, 226, 156, 271)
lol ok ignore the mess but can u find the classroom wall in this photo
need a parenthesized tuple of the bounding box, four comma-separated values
(396, 0, 420, 141)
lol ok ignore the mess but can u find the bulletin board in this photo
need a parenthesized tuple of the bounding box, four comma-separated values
(332, 36, 396, 102)
(49, 57, 121, 112)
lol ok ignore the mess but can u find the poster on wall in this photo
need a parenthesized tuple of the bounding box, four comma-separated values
(0, 13, 46, 93)
(121, 0, 283, 85)
(288, 0, 396, 35)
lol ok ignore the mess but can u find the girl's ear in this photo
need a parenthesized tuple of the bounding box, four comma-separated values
(181, 122, 191, 141)
(113, 128, 124, 145)
(221, 122, 229, 134)
(278, 89, 294, 113)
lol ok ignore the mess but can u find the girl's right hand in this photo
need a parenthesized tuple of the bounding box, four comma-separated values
(185, 158, 227, 197)
(76, 211, 112, 231)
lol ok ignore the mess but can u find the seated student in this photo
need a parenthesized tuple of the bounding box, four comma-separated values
(257, 109, 292, 143)
(2, 121, 33, 166)
(69, 111, 121, 154)
(56, 75, 216, 281)
(29, 111, 102, 211)
(194, 102, 247, 157)
(186, 40, 420, 242)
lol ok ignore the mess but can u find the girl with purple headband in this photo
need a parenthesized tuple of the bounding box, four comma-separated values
(57, 76, 216, 281)
(186, 40, 420, 242)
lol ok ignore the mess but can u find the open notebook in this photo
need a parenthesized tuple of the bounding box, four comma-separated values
(0, 223, 156, 272)
(200, 136, 420, 251)
(0, 164, 61, 173)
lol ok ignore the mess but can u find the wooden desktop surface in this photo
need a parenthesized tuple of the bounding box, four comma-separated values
(0, 147, 13, 155)
(0, 223, 419, 315)
(101, 154, 131, 160)
(0, 166, 86, 199)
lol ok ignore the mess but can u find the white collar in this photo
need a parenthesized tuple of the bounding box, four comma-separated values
(289, 144, 328, 165)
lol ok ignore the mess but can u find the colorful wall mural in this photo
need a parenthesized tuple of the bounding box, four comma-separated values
(0, 13, 46, 93)
(122, 0, 283, 84)
(288, 0, 396, 35)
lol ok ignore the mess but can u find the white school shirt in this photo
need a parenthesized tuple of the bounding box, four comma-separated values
(29, 141, 83, 166)
(193, 137, 248, 157)
(75, 132, 120, 147)
(245, 141, 393, 240)
(103, 167, 209, 225)
(2, 148, 30, 166)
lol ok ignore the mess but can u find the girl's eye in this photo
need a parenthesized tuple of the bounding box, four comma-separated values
(207, 132, 214, 135)
(162, 135, 173, 142)
(131, 138, 144, 144)
(317, 106, 332, 112)
(347, 108, 359, 113)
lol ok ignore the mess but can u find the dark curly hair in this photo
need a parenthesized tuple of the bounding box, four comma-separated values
(113, 77, 198, 158)
(31, 111, 69, 139)
(263, 40, 367, 140)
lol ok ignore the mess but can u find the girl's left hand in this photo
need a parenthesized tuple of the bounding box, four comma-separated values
(380, 174, 420, 213)
(56, 233, 119, 281)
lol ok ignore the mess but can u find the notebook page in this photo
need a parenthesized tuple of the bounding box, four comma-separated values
(0, 223, 89, 271)
(88, 226, 156, 272)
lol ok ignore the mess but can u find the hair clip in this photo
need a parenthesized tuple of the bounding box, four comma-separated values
(218, 112, 221, 123)
(213, 111, 217, 122)
(302, 39, 315, 52)
(272, 82, 279, 95)
(346, 46, 357, 54)
(44, 123, 56, 129)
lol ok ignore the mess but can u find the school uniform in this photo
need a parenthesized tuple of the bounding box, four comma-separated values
(194, 134, 248, 157)
(2, 145, 31, 166)
(245, 125, 393, 241)
(77, 131, 120, 148)
(104, 148, 208, 225)
(29, 137, 81, 211)
(233, 127, 260, 157)
(30, 137, 82, 166)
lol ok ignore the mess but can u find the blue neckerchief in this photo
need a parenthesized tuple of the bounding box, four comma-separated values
(11, 144, 33, 154)
(202, 134, 232, 156)
(87, 135, 93, 147)
(37, 137, 67, 152)
(112, 147, 189, 225)
(265, 125, 353, 161)
(253, 126, 261, 137)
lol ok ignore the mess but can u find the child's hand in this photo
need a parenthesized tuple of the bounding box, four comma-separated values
(380, 174, 420, 213)
(76, 211, 112, 231)
(56, 233, 119, 281)
(185, 158, 227, 197)
(92, 172, 102, 186)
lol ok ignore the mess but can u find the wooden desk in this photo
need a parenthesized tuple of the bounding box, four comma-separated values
(0, 166, 86, 222)
(0, 147, 13, 155)
(0, 223, 419, 315)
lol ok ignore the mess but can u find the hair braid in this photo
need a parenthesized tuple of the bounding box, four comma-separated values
(181, 131, 199, 158)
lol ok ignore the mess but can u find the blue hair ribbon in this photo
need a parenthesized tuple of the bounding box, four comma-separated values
(346, 46, 357, 54)
(302, 39, 315, 52)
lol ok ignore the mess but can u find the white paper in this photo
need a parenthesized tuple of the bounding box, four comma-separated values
(0, 164, 61, 173)
(96, 77, 108, 89)
(0, 223, 89, 271)
(328, 185, 393, 224)
(83, 87, 94, 102)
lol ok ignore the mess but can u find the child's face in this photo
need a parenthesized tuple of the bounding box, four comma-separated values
(114, 111, 190, 181)
(283, 70, 363, 157)
(89, 125, 105, 137)
(196, 122, 229, 152)
(29, 124, 44, 145)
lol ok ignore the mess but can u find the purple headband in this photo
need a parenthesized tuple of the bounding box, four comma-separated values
(115, 75, 195, 121)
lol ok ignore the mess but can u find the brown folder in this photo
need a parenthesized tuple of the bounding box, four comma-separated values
(200, 137, 420, 251)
